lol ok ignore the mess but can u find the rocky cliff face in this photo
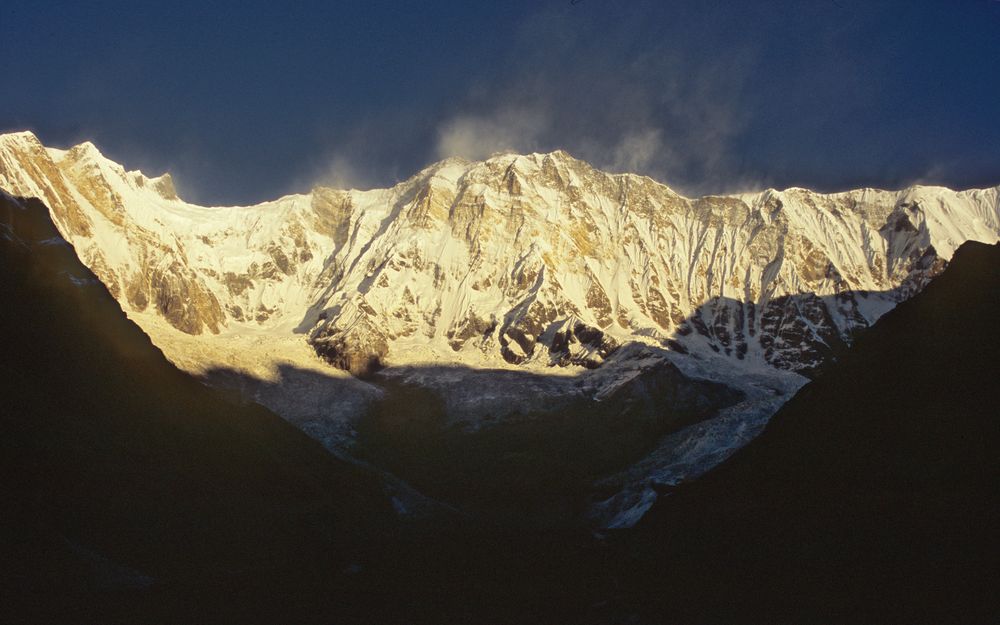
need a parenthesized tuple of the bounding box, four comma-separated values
(2, 130, 997, 379)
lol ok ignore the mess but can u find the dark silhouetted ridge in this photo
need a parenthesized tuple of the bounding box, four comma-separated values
(0, 194, 394, 622)
(626, 240, 1000, 624)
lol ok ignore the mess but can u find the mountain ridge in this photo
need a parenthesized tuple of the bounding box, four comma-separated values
(2, 129, 996, 378)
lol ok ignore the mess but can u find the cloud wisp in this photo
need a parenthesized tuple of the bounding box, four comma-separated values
(435, 106, 549, 162)
(293, 1, 999, 199)
(422, 5, 761, 196)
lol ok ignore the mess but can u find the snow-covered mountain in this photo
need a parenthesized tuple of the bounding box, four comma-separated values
(2, 129, 998, 524)
(3, 130, 996, 378)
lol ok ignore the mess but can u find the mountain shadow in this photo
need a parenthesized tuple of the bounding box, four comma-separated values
(669, 277, 936, 379)
(175, 272, 942, 530)
(202, 357, 743, 528)
(619, 240, 1000, 624)
(216, 277, 927, 529)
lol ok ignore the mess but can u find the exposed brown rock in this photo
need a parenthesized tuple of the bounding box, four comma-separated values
(312, 324, 388, 377)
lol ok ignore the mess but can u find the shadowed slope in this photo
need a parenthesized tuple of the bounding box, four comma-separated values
(625, 240, 1000, 624)
(0, 194, 394, 621)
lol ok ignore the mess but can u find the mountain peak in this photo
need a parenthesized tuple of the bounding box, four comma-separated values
(0, 129, 41, 145)
(141, 172, 179, 201)
(65, 139, 104, 161)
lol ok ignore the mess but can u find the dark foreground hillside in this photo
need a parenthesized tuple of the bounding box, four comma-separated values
(0, 194, 395, 622)
(625, 240, 1000, 623)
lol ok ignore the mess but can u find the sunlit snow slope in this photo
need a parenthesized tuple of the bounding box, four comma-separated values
(2, 130, 997, 378)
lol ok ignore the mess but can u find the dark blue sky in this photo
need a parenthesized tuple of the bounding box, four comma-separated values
(2, 0, 998, 204)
